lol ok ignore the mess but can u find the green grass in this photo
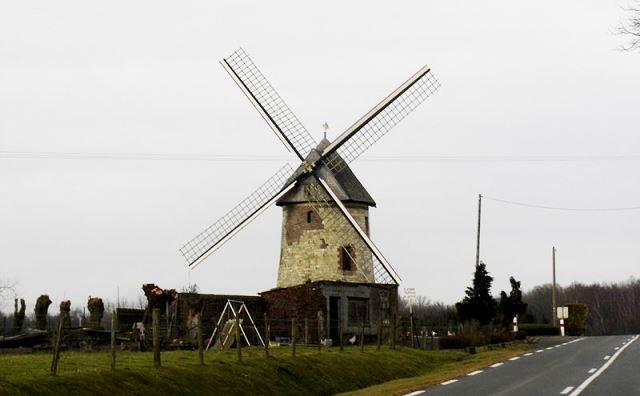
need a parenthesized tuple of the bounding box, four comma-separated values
(0, 345, 526, 395)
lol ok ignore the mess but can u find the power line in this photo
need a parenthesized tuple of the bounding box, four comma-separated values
(483, 196, 640, 212)
(2, 151, 640, 163)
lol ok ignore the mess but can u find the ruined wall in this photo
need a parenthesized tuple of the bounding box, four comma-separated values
(276, 203, 374, 288)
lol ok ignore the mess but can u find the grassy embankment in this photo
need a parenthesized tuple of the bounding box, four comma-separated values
(0, 345, 527, 395)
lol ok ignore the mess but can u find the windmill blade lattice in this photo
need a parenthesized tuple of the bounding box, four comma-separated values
(322, 69, 441, 175)
(304, 183, 397, 285)
(223, 48, 317, 160)
(180, 163, 296, 267)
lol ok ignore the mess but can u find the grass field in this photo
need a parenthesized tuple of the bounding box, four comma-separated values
(0, 345, 527, 395)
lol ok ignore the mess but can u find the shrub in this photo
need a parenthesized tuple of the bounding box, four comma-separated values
(519, 323, 559, 336)
(439, 335, 472, 349)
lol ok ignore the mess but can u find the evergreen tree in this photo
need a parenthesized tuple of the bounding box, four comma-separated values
(498, 276, 528, 327)
(456, 261, 497, 325)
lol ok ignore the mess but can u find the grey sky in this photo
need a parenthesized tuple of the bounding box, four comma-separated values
(1, 1, 639, 312)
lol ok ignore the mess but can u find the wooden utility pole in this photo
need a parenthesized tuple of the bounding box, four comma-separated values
(552, 246, 557, 327)
(476, 194, 482, 268)
(110, 310, 116, 369)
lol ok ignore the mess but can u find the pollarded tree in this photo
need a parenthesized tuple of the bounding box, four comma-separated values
(456, 261, 497, 326)
(498, 277, 528, 327)
(35, 294, 52, 330)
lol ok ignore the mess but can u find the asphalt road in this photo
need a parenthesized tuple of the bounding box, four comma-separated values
(407, 334, 639, 396)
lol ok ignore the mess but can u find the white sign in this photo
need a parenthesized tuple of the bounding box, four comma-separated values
(556, 306, 569, 319)
(404, 288, 416, 302)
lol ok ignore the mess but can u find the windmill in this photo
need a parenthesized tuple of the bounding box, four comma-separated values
(179, 48, 440, 287)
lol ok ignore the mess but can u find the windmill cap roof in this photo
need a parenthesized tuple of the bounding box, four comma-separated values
(276, 138, 376, 207)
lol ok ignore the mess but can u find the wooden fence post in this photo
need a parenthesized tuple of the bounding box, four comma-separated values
(235, 315, 242, 362)
(339, 319, 344, 352)
(360, 316, 365, 352)
(152, 308, 161, 367)
(304, 317, 309, 346)
(291, 318, 296, 357)
(264, 313, 270, 358)
(422, 328, 427, 350)
(390, 313, 396, 350)
(50, 314, 64, 376)
(377, 319, 383, 351)
(197, 313, 204, 365)
(317, 311, 323, 354)
(110, 310, 116, 369)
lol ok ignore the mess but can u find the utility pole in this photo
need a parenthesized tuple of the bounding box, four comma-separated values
(475, 194, 482, 267)
(552, 246, 557, 327)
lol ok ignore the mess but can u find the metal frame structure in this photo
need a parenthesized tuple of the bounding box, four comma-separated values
(205, 299, 264, 351)
(180, 47, 442, 285)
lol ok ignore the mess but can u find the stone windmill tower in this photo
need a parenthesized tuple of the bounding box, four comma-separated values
(179, 48, 440, 341)
(180, 47, 440, 288)
(275, 138, 376, 288)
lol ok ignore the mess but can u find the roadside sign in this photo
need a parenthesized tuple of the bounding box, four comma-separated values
(404, 288, 416, 302)
(556, 306, 569, 319)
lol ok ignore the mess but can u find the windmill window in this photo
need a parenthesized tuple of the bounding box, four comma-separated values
(340, 245, 354, 271)
(365, 216, 369, 235)
(306, 210, 313, 224)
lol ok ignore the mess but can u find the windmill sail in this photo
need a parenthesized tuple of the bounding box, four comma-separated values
(320, 66, 441, 175)
(222, 48, 317, 161)
(180, 163, 297, 268)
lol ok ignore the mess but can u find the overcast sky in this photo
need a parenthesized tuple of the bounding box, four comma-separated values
(1, 1, 639, 313)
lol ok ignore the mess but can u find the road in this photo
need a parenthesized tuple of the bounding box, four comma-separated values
(406, 334, 639, 396)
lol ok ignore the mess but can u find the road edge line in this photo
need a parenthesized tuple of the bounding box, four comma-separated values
(569, 335, 639, 396)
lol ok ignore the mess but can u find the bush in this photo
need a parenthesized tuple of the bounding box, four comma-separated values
(489, 333, 512, 344)
(513, 330, 527, 340)
(439, 335, 472, 349)
(519, 323, 559, 336)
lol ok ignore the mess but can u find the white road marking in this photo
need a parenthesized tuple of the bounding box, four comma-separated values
(562, 342, 568, 346)
(603, 355, 610, 360)
(546, 347, 554, 350)
(569, 335, 639, 396)
(524, 352, 533, 356)
(467, 370, 484, 376)
(561, 386, 575, 394)
(403, 391, 425, 396)
(490, 362, 504, 368)
(587, 368, 597, 374)
(441, 379, 458, 385)
(614, 347, 619, 350)
(536, 349, 544, 353)
(508, 356, 521, 361)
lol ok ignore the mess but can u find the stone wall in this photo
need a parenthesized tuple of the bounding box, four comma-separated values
(277, 202, 374, 288)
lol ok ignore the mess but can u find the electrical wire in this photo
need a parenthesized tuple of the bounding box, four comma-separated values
(483, 196, 640, 212)
(2, 151, 640, 163)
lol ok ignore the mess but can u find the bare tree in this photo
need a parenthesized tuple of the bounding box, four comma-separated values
(617, 1, 640, 51)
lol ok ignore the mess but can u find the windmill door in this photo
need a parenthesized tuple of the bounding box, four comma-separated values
(329, 297, 341, 341)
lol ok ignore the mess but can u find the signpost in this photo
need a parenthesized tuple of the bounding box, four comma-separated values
(557, 306, 569, 336)
(404, 288, 416, 347)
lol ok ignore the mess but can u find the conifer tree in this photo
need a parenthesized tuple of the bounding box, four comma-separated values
(456, 261, 497, 325)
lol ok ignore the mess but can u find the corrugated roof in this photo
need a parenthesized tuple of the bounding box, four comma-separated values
(276, 138, 376, 207)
